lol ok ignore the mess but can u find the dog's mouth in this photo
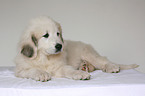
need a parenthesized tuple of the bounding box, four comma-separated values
(55, 49, 61, 53)
(55, 50, 62, 54)
(55, 47, 63, 54)
(45, 47, 63, 55)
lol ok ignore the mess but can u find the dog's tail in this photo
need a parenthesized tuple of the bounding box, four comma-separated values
(119, 64, 139, 70)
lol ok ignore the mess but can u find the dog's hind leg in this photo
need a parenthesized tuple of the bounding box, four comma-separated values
(81, 45, 138, 73)
(81, 45, 111, 70)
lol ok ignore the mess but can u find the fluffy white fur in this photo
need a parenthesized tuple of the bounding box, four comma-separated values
(15, 16, 139, 82)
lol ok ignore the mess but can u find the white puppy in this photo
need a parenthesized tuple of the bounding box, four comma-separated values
(15, 16, 138, 82)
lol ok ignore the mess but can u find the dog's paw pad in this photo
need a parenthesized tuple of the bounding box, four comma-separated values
(79, 60, 95, 72)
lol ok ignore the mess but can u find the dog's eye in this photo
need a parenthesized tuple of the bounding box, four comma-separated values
(57, 32, 60, 36)
(43, 33, 49, 38)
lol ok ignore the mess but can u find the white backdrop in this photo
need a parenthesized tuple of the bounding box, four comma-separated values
(0, 0, 145, 73)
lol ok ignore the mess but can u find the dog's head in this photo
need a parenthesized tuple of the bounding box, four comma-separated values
(19, 16, 64, 59)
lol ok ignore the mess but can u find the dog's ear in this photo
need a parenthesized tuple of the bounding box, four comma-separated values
(20, 34, 38, 59)
(60, 32, 64, 43)
(56, 22, 64, 43)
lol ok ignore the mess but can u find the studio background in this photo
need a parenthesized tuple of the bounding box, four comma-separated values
(0, 0, 145, 73)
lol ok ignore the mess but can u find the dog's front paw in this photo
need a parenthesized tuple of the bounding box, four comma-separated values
(103, 64, 120, 73)
(32, 70, 51, 82)
(72, 70, 91, 80)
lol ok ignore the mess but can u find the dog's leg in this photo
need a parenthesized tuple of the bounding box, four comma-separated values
(79, 60, 96, 72)
(82, 55, 120, 73)
(15, 67, 51, 82)
(81, 45, 139, 73)
(57, 65, 91, 80)
(81, 45, 121, 73)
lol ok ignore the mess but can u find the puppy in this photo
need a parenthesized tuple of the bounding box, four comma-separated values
(15, 16, 138, 81)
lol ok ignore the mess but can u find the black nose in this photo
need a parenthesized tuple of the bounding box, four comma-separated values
(55, 43, 62, 52)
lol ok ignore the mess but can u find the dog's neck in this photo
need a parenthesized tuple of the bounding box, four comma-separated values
(34, 50, 64, 65)
(34, 50, 48, 65)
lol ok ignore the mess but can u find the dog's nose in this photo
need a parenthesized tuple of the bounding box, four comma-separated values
(55, 43, 62, 52)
